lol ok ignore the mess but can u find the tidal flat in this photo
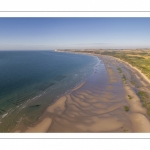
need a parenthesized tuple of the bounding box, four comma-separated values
(15, 50, 150, 132)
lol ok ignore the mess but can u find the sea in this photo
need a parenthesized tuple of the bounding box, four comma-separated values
(0, 50, 98, 132)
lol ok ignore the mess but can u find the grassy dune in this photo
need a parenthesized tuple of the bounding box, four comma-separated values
(100, 50, 150, 79)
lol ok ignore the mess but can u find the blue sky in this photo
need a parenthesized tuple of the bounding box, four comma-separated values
(0, 18, 150, 50)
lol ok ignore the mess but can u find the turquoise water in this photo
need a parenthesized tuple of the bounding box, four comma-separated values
(0, 50, 98, 132)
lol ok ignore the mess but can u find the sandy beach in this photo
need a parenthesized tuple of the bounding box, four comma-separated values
(14, 55, 150, 132)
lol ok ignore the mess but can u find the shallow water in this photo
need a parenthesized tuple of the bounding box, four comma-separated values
(0, 50, 98, 132)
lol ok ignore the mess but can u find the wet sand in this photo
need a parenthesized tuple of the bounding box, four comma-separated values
(16, 55, 150, 132)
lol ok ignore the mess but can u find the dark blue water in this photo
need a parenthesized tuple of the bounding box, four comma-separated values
(0, 50, 98, 132)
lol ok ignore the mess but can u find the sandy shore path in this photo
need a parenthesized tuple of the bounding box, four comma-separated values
(16, 55, 150, 132)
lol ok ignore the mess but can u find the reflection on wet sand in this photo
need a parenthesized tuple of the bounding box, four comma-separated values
(22, 55, 150, 132)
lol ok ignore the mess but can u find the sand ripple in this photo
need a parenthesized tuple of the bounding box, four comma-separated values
(21, 55, 150, 132)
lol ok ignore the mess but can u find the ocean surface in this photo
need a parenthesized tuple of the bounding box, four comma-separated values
(0, 50, 98, 132)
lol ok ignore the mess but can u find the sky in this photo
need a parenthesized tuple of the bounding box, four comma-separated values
(0, 18, 150, 50)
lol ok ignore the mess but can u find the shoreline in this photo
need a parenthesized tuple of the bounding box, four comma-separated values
(14, 54, 150, 132)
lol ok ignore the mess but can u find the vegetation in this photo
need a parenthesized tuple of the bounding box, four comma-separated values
(123, 129, 129, 132)
(124, 106, 130, 112)
(138, 91, 148, 98)
(122, 74, 126, 81)
(128, 95, 132, 100)
(137, 91, 150, 116)
(117, 67, 122, 73)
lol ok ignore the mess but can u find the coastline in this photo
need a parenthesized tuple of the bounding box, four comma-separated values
(14, 54, 150, 132)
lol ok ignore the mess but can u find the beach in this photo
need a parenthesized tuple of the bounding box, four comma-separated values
(13, 54, 150, 132)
